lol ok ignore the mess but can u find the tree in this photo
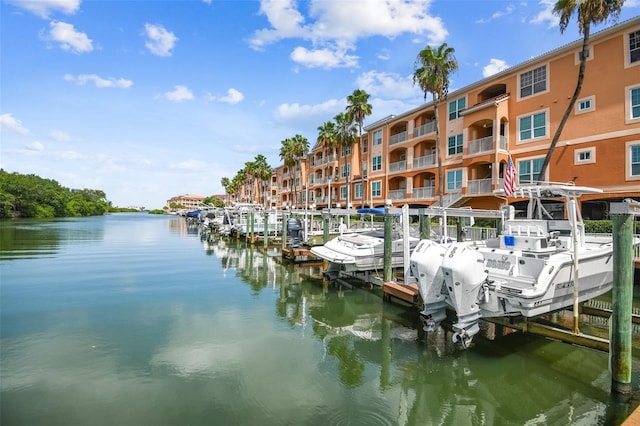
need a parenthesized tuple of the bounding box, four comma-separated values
(413, 43, 458, 206)
(251, 154, 273, 208)
(537, 0, 624, 182)
(279, 135, 309, 209)
(334, 112, 358, 209)
(346, 89, 372, 208)
(220, 177, 231, 206)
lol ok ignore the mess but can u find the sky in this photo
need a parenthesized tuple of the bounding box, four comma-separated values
(1, 0, 639, 209)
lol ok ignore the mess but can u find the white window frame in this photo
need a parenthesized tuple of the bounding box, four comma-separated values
(626, 141, 640, 181)
(447, 134, 463, 156)
(371, 181, 382, 198)
(448, 97, 466, 120)
(627, 84, 640, 124)
(373, 130, 383, 146)
(340, 186, 347, 200)
(517, 109, 548, 143)
(517, 156, 546, 184)
(372, 155, 382, 172)
(354, 183, 363, 199)
(574, 147, 596, 165)
(575, 96, 595, 115)
(446, 169, 463, 191)
(574, 45, 593, 65)
(518, 64, 548, 99)
(624, 28, 640, 68)
(341, 164, 351, 178)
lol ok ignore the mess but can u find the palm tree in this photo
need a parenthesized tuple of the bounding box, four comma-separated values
(280, 135, 309, 209)
(317, 121, 339, 207)
(334, 112, 358, 209)
(537, 0, 624, 182)
(220, 177, 230, 206)
(413, 43, 458, 206)
(346, 89, 372, 208)
(251, 154, 272, 208)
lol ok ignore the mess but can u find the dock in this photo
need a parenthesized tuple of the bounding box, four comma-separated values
(383, 281, 420, 305)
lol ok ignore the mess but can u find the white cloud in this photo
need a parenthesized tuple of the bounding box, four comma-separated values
(7, 0, 80, 18)
(26, 141, 45, 151)
(48, 129, 72, 142)
(169, 160, 207, 170)
(160, 85, 194, 102)
(63, 73, 133, 88)
(355, 71, 416, 99)
(43, 21, 93, 54)
(483, 58, 510, 77)
(0, 113, 31, 135)
(219, 88, 245, 104)
(273, 98, 344, 125)
(290, 46, 358, 69)
(144, 23, 177, 57)
(249, 0, 447, 69)
(476, 4, 516, 24)
(530, 0, 559, 28)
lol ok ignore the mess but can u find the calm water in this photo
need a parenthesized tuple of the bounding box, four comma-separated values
(0, 213, 637, 425)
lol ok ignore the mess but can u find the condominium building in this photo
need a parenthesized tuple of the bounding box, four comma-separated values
(166, 194, 205, 211)
(248, 17, 640, 217)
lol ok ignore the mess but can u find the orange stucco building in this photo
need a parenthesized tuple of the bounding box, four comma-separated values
(246, 18, 640, 218)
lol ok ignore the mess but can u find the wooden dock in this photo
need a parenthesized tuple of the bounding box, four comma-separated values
(382, 281, 420, 306)
(281, 247, 319, 263)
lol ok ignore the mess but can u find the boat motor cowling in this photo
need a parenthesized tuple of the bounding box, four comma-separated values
(287, 218, 303, 248)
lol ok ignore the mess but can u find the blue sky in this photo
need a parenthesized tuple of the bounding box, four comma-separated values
(1, 0, 638, 209)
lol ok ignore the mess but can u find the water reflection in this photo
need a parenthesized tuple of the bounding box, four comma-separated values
(0, 216, 635, 425)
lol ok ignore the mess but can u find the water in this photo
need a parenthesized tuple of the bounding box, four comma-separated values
(0, 213, 636, 425)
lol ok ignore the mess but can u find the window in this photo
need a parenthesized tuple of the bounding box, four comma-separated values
(448, 97, 466, 120)
(520, 65, 547, 98)
(310, 157, 315, 166)
(340, 186, 347, 200)
(632, 87, 640, 120)
(575, 148, 595, 165)
(310, 174, 315, 184)
(372, 155, 382, 171)
(518, 158, 544, 184)
(447, 134, 463, 155)
(373, 130, 382, 146)
(363, 137, 368, 152)
(371, 181, 382, 197)
(630, 143, 640, 178)
(355, 183, 363, 198)
(630, 30, 640, 64)
(519, 111, 546, 141)
(341, 164, 351, 178)
(446, 169, 462, 191)
(342, 146, 351, 156)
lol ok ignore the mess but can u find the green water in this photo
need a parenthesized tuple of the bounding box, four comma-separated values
(0, 213, 636, 425)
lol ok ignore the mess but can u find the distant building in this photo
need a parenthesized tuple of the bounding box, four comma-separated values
(166, 194, 205, 211)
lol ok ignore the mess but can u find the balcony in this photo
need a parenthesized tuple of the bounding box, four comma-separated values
(413, 121, 437, 138)
(413, 186, 435, 199)
(324, 155, 336, 163)
(389, 160, 407, 173)
(413, 153, 436, 169)
(389, 131, 408, 146)
(467, 135, 508, 155)
(467, 178, 492, 195)
(389, 189, 408, 200)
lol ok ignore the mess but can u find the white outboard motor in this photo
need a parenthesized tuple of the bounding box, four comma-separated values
(440, 243, 488, 348)
(409, 240, 448, 331)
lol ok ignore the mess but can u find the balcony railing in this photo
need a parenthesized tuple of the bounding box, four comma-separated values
(467, 178, 492, 195)
(388, 189, 408, 200)
(413, 153, 436, 169)
(413, 121, 437, 138)
(413, 186, 435, 199)
(324, 155, 336, 163)
(389, 130, 408, 145)
(466, 135, 508, 155)
(389, 160, 407, 173)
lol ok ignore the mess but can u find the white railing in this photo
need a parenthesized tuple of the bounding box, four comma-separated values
(413, 186, 435, 199)
(499, 135, 507, 150)
(413, 121, 437, 138)
(413, 153, 436, 169)
(390, 131, 408, 145)
(389, 189, 408, 200)
(467, 178, 492, 195)
(467, 135, 494, 155)
(389, 160, 407, 173)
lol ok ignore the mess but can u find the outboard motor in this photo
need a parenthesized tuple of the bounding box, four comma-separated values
(287, 218, 303, 248)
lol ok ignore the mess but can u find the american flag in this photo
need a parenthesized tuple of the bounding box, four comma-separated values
(504, 156, 517, 196)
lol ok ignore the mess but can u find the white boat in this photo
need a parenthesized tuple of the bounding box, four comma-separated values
(311, 226, 420, 281)
(409, 184, 633, 348)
